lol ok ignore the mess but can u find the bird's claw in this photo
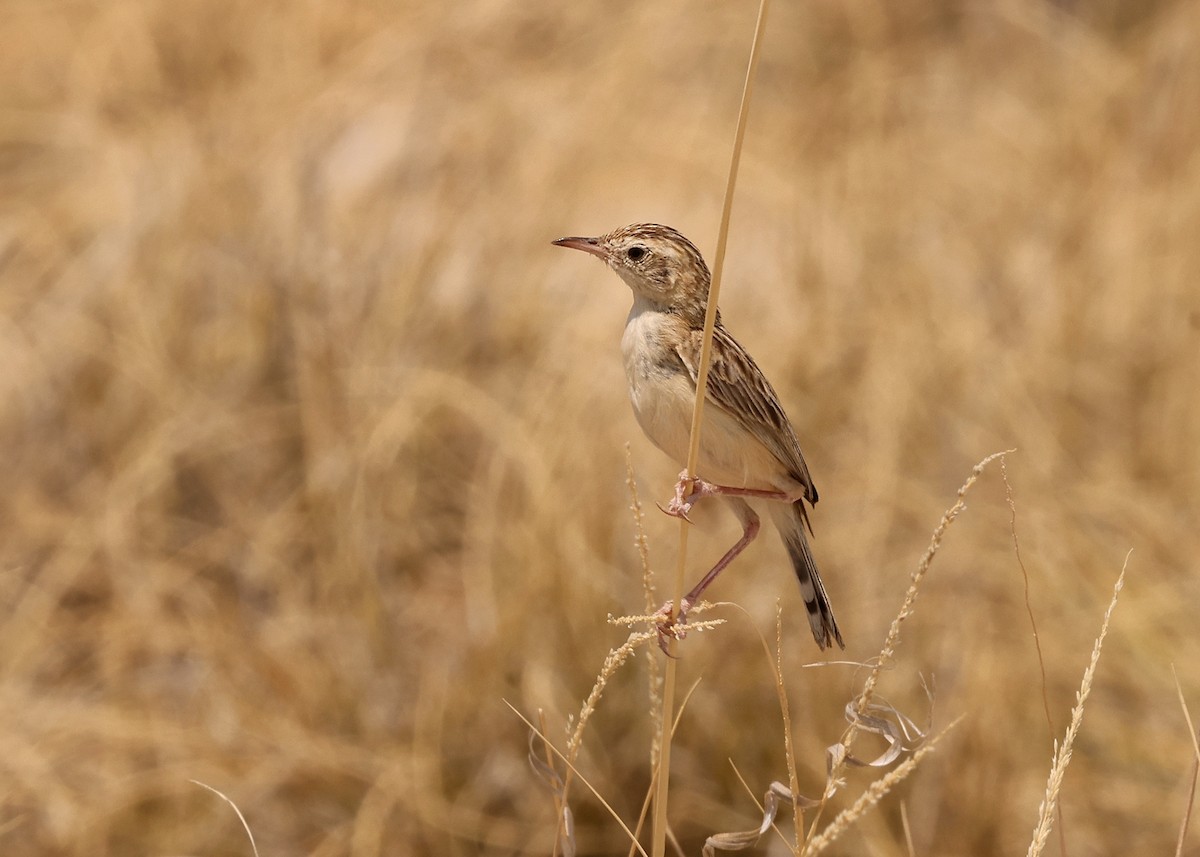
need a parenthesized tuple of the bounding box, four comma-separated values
(653, 599, 691, 655)
(660, 470, 701, 522)
(657, 499, 694, 524)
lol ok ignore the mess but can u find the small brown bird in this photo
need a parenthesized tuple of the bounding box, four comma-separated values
(553, 223, 843, 650)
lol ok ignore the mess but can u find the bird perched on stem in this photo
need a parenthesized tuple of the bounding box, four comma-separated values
(552, 223, 843, 651)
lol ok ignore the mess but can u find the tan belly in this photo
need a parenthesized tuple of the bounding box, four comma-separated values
(627, 364, 785, 491)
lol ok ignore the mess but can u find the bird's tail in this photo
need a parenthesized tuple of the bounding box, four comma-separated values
(769, 501, 844, 650)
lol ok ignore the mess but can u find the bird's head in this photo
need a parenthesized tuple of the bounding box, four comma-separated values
(553, 223, 711, 323)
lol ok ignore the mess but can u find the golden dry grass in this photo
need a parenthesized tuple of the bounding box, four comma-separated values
(2, 0, 1199, 854)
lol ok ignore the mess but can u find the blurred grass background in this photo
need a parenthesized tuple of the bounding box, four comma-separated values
(2, 0, 1199, 854)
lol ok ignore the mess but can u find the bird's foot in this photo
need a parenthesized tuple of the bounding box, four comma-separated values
(653, 598, 692, 654)
(659, 470, 712, 522)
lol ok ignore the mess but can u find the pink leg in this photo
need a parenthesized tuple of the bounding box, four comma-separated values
(656, 506, 760, 652)
(664, 471, 800, 521)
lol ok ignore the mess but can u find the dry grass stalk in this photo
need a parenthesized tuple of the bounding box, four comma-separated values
(188, 780, 260, 857)
(1172, 665, 1200, 857)
(1025, 554, 1129, 857)
(537, 708, 571, 857)
(626, 446, 658, 616)
(1002, 456, 1066, 854)
(628, 679, 708, 857)
(536, 490, 718, 857)
(803, 450, 1011, 846)
(528, 725, 575, 857)
(1002, 457, 1056, 735)
(1176, 665, 1200, 775)
(653, 1, 771, 854)
(1177, 761, 1199, 857)
(537, 628, 655, 857)
(849, 449, 1013, 728)
(775, 607, 804, 853)
(626, 445, 666, 856)
(652, 4, 773, 855)
(900, 800, 915, 857)
(510, 703, 651, 857)
(714, 602, 823, 855)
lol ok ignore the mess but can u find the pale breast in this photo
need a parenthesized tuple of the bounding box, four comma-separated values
(621, 306, 695, 465)
(620, 303, 792, 492)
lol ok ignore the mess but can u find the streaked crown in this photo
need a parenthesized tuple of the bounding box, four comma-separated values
(553, 223, 712, 325)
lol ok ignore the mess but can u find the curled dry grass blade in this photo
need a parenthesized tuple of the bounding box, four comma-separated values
(804, 718, 964, 856)
(835, 694, 930, 769)
(703, 781, 810, 857)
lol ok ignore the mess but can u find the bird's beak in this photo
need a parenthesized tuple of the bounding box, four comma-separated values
(552, 236, 607, 259)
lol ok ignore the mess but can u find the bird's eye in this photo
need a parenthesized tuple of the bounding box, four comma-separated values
(627, 246, 646, 261)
